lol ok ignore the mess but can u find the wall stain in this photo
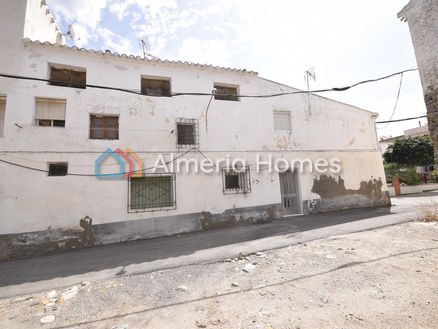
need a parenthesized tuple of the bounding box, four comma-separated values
(114, 65, 128, 71)
(312, 175, 383, 199)
(311, 175, 390, 211)
(0, 216, 95, 261)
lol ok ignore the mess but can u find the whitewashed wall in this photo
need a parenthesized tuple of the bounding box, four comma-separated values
(0, 1, 387, 243)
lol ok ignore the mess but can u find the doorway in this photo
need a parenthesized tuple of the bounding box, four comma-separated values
(279, 170, 300, 214)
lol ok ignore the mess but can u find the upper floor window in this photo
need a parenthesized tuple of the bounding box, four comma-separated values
(141, 77, 171, 97)
(273, 111, 291, 130)
(89, 115, 119, 140)
(0, 96, 5, 137)
(35, 98, 66, 127)
(49, 65, 86, 89)
(214, 84, 239, 101)
(176, 118, 199, 148)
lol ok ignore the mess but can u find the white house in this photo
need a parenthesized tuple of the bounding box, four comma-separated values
(0, 0, 389, 260)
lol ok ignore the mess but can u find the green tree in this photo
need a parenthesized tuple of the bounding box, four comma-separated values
(383, 135, 434, 167)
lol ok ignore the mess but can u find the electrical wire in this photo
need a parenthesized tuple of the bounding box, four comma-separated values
(375, 114, 427, 124)
(377, 72, 404, 129)
(0, 68, 418, 98)
(0, 148, 196, 176)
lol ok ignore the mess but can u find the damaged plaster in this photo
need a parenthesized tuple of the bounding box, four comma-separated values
(311, 175, 390, 211)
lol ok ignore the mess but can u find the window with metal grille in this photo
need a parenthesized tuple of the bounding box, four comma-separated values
(129, 174, 176, 212)
(214, 84, 239, 101)
(273, 111, 291, 130)
(35, 98, 66, 127)
(222, 167, 251, 194)
(141, 77, 171, 96)
(48, 162, 68, 176)
(176, 118, 199, 148)
(49, 65, 86, 89)
(89, 115, 119, 140)
(0, 96, 5, 136)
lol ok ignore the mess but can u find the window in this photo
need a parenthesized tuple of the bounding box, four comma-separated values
(141, 77, 171, 96)
(49, 65, 86, 89)
(0, 96, 5, 136)
(222, 167, 251, 194)
(273, 111, 291, 130)
(89, 115, 119, 140)
(35, 98, 66, 127)
(214, 84, 239, 101)
(48, 162, 68, 176)
(129, 174, 176, 212)
(176, 118, 199, 148)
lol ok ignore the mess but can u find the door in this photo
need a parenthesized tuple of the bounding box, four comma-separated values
(279, 171, 300, 214)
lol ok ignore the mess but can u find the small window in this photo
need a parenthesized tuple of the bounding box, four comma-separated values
(214, 84, 239, 101)
(48, 162, 68, 176)
(176, 118, 199, 148)
(141, 77, 171, 96)
(35, 98, 66, 127)
(273, 111, 291, 130)
(89, 115, 119, 140)
(129, 174, 176, 212)
(49, 65, 86, 89)
(222, 167, 251, 194)
(0, 96, 6, 136)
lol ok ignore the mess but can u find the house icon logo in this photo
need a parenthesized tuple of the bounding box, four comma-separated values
(95, 148, 143, 178)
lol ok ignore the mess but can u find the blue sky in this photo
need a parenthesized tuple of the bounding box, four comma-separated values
(46, 0, 427, 138)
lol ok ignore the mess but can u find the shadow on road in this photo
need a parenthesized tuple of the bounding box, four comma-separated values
(0, 207, 391, 288)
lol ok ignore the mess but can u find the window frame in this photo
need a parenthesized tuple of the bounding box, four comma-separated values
(214, 83, 240, 102)
(34, 97, 67, 128)
(222, 166, 251, 194)
(273, 110, 292, 131)
(89, 114, 119, 140)
(140, 76, 172, 97)
(48, 162, 68, 177)
(48, 64, 87, 89)
(128, 173, 177, 213)
(176, 118, 199, 148)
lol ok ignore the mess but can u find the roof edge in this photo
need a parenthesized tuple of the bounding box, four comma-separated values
(258, 76, 379, 117)
(23, 38, 258, 75)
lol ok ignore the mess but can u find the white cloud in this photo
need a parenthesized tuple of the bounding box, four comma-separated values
(174, 37, 235, 66)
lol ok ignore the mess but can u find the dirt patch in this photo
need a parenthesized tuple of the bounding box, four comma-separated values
(1, 222, 437, 328)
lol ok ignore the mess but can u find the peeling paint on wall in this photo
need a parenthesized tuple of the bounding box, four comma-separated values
(311, 175, 390, 211)
(0, 216, 95, 261)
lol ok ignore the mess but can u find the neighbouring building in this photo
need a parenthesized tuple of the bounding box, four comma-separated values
(379, 123, 429, 154)
(379, 123, 433, 175)
(398, 0, 438, 164)
(0, 0, 389, 260)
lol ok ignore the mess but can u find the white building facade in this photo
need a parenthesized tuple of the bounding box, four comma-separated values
(0, 0, 389, 260)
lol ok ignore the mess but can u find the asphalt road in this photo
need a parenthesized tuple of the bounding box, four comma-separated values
(0, 192, 435, 298)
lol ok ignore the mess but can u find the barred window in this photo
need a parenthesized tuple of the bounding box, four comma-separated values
(141, 77, 171, 96)
(129, 174, 176, 212)
(89, 115, 119, 140)
(214, 84, 239, 101)
(176, 118, 199, 148)
(222, 167, 251, 194)
(35, 98, 66, 127)
(273, 111, 291, 130)
(49, 65, 86, 89)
